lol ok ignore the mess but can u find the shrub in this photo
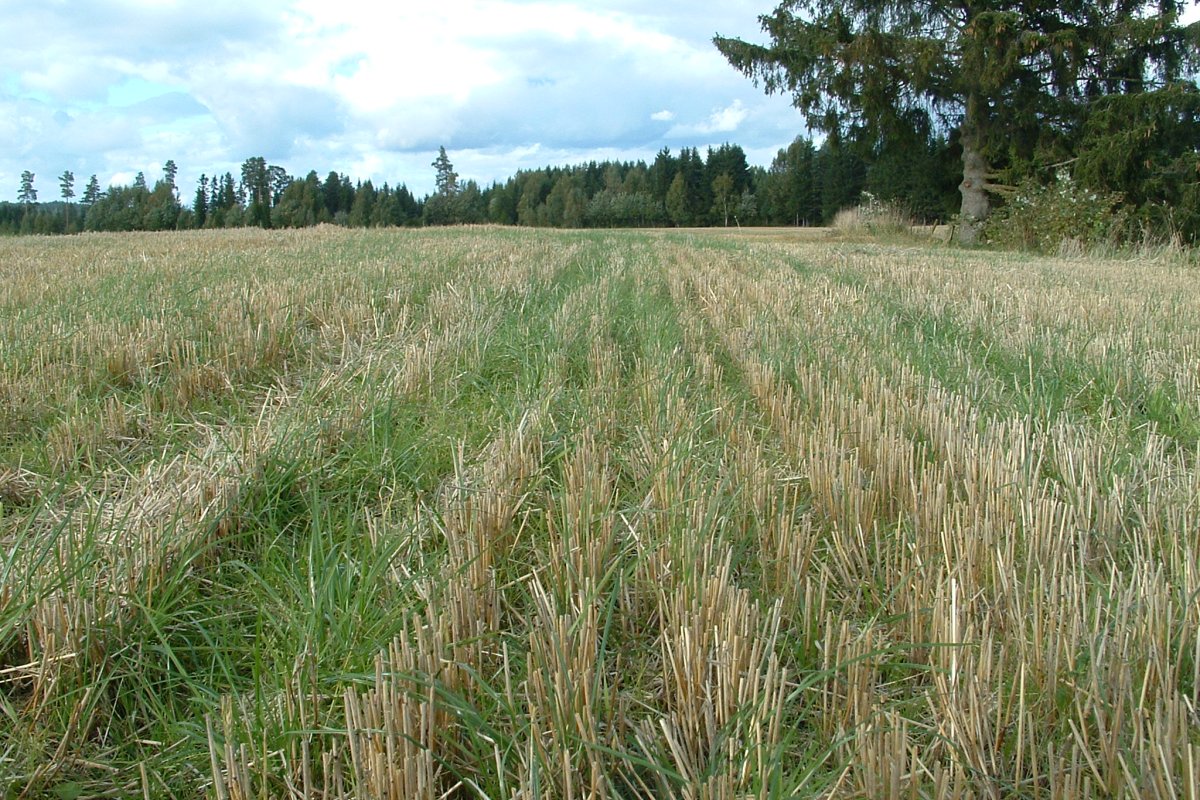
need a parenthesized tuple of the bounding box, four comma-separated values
(985, 173, 1129, 254)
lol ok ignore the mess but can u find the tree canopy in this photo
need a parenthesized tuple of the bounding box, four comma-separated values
(715, 0, 1200, 242)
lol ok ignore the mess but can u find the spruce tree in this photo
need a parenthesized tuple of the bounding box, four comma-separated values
(194, 175, 209, 228)
(82, 175, 101, 205)
(716, 1, 1200, 243)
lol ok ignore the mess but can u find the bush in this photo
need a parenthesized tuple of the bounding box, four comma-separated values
(985, 174, 1129, 254)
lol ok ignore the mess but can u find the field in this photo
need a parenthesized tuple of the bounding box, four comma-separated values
(1, 226, 1199, 798)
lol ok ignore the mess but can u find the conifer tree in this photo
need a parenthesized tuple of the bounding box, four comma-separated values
(716, 0, 1200, 242)
(59, 170, 75, 228)
(18, 171, 36, 204)
(163, 160, 178, 198)
(194, 175, 209, 228)
(82, 175, 101, 205)
(432, 147, 459, 196)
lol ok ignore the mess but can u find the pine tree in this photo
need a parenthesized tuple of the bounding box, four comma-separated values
(59, 170, 75, 229)
(18, 171, 36, 204)
(764, 137, 820, 225)
(348, 180, 376, 227)
(432, 147, 459, 196)
(240, 157, 271, 227)
(163, 160, 178, 198)
(650, 148, 677, 203)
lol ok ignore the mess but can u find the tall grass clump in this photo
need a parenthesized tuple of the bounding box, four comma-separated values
(832, 191, 916, 236)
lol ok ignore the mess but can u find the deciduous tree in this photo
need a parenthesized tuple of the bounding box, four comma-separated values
(666, 172, 688, 227)
(712, 172, 735, 227)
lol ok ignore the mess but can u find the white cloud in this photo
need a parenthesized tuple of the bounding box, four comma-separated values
(663, 99, 754, 142)
(700, 100, 749, 133)
(0, 1, 807, 199)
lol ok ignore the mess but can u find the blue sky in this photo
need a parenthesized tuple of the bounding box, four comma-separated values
(0, 0, 811, 200)
(3, 1, 1197, 202)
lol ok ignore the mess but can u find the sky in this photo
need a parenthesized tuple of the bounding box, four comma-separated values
(0, 0, 814, 201)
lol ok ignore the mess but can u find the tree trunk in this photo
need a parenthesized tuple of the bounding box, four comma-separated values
(958, 134, 990, 245)
(955, 86, 993, 244)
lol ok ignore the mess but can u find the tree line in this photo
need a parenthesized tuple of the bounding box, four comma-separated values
(0, 157, 423, 235)
(1, 131, 962, 237)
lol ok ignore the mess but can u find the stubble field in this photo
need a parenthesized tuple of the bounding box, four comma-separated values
(1, 226, 1198, 798)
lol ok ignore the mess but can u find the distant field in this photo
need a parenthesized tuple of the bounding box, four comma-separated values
(1, 226, 1198, 798)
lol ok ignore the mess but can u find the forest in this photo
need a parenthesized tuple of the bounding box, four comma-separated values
(0, 130, 957, 236)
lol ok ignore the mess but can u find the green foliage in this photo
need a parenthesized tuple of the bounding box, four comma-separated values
(432, 146, 459, 196)
(192, 174, 209, 228)
(58, 171, 74, 203)
(424, 149, 489, 226)
(18, 170, 36, 204)
(348, 179, 376, 228)
(816, 136, 866, 224)
(761, 137, 820, 226)
(78, 170, 183, 233)
(715, 0, 1200, 238)
(424, 179, 484, 226)
(81, 175, 101, 206)
(83, 184, 150, 232)
(705, 143, 751, 199)
(545, 174, 586, 227)
(712, 172, 736, 226)
(864, 112, 960, 223)
(666, 172, 689, 226)
(240, 156, 272, 228)
(1074, 82, 1200, 243)
(735, 187, 758, 224)
(488, 182, 518, 224)
(984, 175, 1129, 254)
(162, 159, 178, 194)
(6, 88, 1190, 246)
